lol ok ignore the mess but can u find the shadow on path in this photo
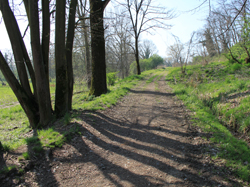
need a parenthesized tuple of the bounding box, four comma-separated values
(44, 110, 241, 186)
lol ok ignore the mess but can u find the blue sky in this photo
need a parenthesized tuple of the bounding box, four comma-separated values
(140, 0, 211, 57)
(0, 0, 211, 58)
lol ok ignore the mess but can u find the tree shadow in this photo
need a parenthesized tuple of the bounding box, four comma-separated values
(0, 141, 23, 186)
(5, 107, 240, 186)
(128, 89, 175, 97)
(44, 111, 241, 186)
(25, 129, 59, 187)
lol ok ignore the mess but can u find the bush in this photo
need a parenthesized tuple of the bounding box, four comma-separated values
(130, 54, 164, 74)
(107, 72, 118, 86)
(231, 63, 242, 71)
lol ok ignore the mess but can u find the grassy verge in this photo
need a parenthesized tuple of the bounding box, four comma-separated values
(166, 61, 250, 181)
(0, 71, 156, 152)
(73, 73, 148, 110)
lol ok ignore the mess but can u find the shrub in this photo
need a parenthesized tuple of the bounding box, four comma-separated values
(22, 152, 30, 160)
(231, 63, 242, 71)
(107, 72, 118, 86)
(130, 54, 164, 74)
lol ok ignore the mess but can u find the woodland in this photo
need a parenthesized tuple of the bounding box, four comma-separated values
(0, 0, 250, 186)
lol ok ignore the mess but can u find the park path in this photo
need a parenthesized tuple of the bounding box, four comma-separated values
(3, 72, 241, 187)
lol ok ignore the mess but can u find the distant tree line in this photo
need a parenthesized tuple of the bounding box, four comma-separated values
(167, 0, 250, 67)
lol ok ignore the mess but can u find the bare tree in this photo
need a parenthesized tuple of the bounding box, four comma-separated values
(105, 9, 134, 78)
(167, 33, 195, 73)
(118, 0, 175, 75)
(167, 43, 184, 68)
(77, 0, 92, 88)
(0, 0, 78, 127)
(140, 39, 158, 59)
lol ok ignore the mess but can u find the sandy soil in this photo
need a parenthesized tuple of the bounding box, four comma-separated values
(0, 74, 244, 187)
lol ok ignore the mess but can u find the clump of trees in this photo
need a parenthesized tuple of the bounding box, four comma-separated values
(166, 32, 195, 73)
(0, 0, 170, 129)
(0, 0, 78, 127)
(0, 0, 109, 127)
(117, 0, 175, 75)
(130, 54, 164, 74)
(189, 0, 250, 65)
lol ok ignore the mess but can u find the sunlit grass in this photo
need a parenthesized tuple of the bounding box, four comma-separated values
(0, 86, 18, 106)
(166, 61, 250, 181)
(72, 73, 149, 110)
(0, 70, 159, 152)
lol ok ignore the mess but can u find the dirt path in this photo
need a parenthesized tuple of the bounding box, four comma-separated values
(1, 74, 242, 186)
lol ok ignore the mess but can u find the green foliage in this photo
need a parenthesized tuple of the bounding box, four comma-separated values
(192, 56, 204, 64)
(18, 152, 30, 161)
(225, 18, 250, 64)
(2, 144, 10, 152)
(0, 165, 16, 174)
(32, 145, 44, 153)
(107, 72, 118, 86)
(150, 54, 164, 68)
(166, 61, 250, 181)
(63, 112, 71, 125)
(25, 136, 39, 144)
(130, 54, 164, 74)
(231, 63, 242, 71)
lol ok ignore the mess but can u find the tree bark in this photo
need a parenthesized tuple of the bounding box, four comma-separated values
(83, 19, 91, 89)
(135, 36, 141, 75)
(41, 0, 50, 82)
(89, 0, 109, 96)
(55, 0, 68, 117)
(29, 0, 53, 126)
(20, 0, 37, 97)
(66, 0, 77, 110)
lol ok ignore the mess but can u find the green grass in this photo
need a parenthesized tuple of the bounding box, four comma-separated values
(72, 72, 153, 110)
(166, 61, 250, 181)
(146, 74, 158, 84)
(0, 85, 18, 106)
(0, 71, 157, 152)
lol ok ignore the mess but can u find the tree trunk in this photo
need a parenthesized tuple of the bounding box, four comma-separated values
(20, 0, 37, 97)
(41, 0, 50, 82)
(89, 0, 108, 96)
(29, 0, 53, 126)
(135, 36, 141, 75)
(66, 0, 77, 110)
(83, 19, 91, 89)
(0, 52, 39, 127)
(1, 0, 33, 98)
(55, 0, 68, 117)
